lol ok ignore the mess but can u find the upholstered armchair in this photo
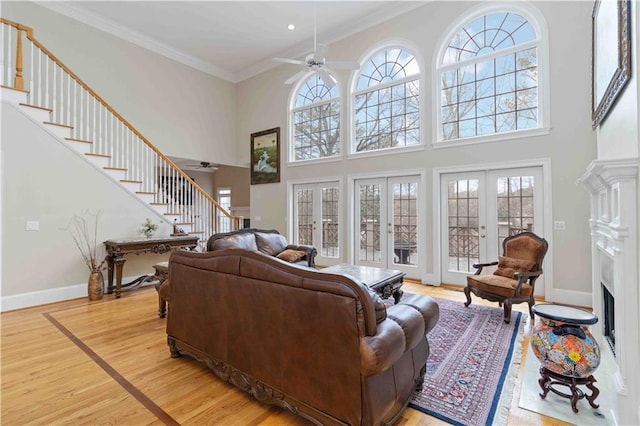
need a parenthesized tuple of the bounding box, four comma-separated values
(464, 231, 549, 323)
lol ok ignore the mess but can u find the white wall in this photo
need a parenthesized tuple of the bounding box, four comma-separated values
(236, 1, 597, 298)
(591, 1, 640, 424)
(0, 1, 238, 166)
(1, 102, 174, 307)
(1, 1, 598, 307)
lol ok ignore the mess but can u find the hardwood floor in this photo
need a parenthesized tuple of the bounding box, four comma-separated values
(1, 281, 571, 425)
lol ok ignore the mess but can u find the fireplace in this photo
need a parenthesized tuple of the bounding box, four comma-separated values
(601, 283, 615, 355)
(579, 158, 638, 425)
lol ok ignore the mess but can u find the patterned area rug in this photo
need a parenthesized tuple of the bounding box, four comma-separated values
(409, 297, 525, 426)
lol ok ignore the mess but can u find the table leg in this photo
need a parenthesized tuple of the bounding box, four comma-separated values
(113, 255, 125, 299)
(393, 288, 403, 304)
(106, 254, 115, 294)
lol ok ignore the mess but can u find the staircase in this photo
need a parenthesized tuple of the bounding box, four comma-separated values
(0, 18, 242, 245)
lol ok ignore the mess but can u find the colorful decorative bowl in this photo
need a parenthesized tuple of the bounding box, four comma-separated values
(530, 304, 600, 378)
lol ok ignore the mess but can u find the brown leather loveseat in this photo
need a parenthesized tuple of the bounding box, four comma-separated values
(207, 228, 317, 267)
(161, 249, 439, 425)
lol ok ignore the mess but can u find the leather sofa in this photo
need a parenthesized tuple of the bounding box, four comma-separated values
(207, 228, 317, 267)
(160, 249, 439, 425)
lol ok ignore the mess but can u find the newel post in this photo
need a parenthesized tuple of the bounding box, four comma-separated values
(14, 24, 24, 90)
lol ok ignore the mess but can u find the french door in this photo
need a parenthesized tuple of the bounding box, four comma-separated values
(355, 176, 421, 278)
(440, 167, 545, 295)
(293, 182, 341, 266)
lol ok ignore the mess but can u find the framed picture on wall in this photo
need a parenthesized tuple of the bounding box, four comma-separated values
(250, 127, 280, 185)
(592, 0, 631, 129)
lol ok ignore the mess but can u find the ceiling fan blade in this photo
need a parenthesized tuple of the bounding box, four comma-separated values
(325, 60, 360, 70)
(317, 68, 337, 89)
(285, 70, 311, 85)
(273, 57, 304, 65)
(315, 43, 329, 59)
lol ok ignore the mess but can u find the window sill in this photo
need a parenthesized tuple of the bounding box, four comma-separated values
(287, 155, 344, 167)
(346, 144, 426, 160)
(432, 127, 551, 149)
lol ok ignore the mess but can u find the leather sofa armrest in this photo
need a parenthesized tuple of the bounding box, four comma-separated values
(360, 299, 432, 376)
(360, 319, 406, 376)
(285, 244, 318, 268)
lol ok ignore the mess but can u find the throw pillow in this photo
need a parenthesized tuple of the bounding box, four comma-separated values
(255, 232, 288, 256)
(276, 249, 306, 263)
(211, 232, 258, 251)
(494, 256, 536, 279)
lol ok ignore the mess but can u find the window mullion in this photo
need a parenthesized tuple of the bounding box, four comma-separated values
(439, 39, 538, 73)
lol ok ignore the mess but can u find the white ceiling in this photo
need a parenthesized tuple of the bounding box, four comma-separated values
(41, 1, 426, 83)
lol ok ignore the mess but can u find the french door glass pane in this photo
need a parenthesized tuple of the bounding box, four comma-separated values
(296, 189, 313, 246)
(496, 175, 535, 250)
(392, 182, 417, 266)
(359, 184, 381, 262)
(322, 187, 339, 257)
(448, 179, 479, 272)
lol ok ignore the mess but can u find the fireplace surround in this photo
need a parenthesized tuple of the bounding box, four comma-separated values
(579, 158, 638, 425)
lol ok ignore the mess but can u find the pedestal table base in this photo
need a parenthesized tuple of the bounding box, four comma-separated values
(538, 366, 600, 413)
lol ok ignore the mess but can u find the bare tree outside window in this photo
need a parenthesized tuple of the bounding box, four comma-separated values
(292, 74, 340, 160)
(353, 47, 420, 153)
(439, 12, 539, 141)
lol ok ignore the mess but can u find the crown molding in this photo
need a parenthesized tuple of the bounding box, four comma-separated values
(35, 1, 428, 84)
(37, 1, 237, 82)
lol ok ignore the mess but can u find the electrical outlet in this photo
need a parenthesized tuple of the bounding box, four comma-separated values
(26, 221, 40, 231)
(554, 221, 566, 231)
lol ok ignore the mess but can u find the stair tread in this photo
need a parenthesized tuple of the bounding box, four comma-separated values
(43, 121, 73, 129)
(150, 202, 168, 206)
(121, 179, 142, 183)
(1, 84, 28, 93)
(85, 153, 111, 158)
(104, 166, 127, 171)
(136, 191, 156, 195)
(19, 103, 53, 112)
(66, 137, 94, 144)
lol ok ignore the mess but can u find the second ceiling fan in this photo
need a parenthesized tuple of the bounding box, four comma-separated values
(273, 3, 359, 89)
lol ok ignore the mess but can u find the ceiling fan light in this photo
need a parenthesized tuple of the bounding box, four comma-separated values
(318, 69, 336, 89)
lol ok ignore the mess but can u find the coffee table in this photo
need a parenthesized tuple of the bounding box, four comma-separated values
(322, 263, 405, 304)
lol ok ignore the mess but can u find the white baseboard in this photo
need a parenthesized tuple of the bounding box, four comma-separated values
(421, 273, 439, 285)
(0, 275, 157, 312)
(549, 288, 592, 308)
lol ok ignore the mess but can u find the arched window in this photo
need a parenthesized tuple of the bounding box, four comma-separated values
(353, 46, 420, 153)
(437, 9, 543, 142)
(291, 73, 340, 161)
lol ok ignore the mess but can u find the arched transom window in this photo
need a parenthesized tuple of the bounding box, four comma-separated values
(353, 47, 420, 153)
(291, 73, 340, 161)
(438, 11, 540, 141)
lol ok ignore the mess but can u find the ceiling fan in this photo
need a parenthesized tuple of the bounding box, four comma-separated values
(185, 161, 218, 171)
(273, 3, 359, 88)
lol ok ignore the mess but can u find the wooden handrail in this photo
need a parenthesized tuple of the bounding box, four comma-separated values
(0, 18, 240, 223)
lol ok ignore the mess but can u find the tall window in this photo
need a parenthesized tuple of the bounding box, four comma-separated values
(438, 11, 540, 141)
(291, 73, 340, 161)
(217, 188, 232, 233)
(353, 46, 420, 153)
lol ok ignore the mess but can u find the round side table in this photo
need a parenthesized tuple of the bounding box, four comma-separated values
(530, 303, 601, 413)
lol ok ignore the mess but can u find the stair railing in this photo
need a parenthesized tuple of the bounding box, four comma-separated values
(1, 18, 242, 242)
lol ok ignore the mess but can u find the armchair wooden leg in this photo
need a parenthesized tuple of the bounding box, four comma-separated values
(463, 286, 472, 307)
(503, 299, 512, 324)
(528, 298, 535, 320)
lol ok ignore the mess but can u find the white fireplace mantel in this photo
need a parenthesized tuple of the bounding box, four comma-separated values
(578, 158, 639, 425)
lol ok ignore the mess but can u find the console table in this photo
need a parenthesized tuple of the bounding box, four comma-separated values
(104, 235, 199, 298)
